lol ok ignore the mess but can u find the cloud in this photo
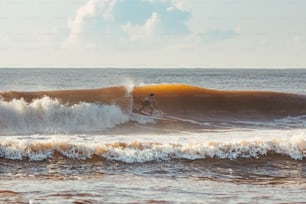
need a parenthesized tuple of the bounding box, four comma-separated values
(113, 0, 190, 35)
(122, 12, 159, 41)
(66, 0, 99, 44)
(167, 0, 188, 12)
(64, 0, 190, 46)
(65, 0, 116, 45)
(103, 0, 117, 21)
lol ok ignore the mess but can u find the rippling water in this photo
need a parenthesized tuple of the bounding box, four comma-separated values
(0, 68, 305, 203)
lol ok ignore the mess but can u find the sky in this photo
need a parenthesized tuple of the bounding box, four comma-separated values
(0, 0, 305, 68)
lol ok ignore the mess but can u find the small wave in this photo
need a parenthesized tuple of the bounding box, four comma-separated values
(1, 136, 305, 162)
(222, 115, 306, 129)
(0, 97, 130, 134)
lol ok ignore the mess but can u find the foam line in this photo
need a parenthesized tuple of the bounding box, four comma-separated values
(0, 135, 305, 162)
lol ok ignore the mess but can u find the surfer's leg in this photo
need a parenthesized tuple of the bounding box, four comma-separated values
(138, 105, 148, 114)
(149, 105, 154, 115)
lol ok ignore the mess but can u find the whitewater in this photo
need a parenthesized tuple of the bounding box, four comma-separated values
(0, 68, 305, 203)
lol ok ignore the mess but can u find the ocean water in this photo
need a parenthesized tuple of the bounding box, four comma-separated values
(0, 68, 305, 203)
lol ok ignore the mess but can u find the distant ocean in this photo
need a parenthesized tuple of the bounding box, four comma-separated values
(0, 68, 305, 203)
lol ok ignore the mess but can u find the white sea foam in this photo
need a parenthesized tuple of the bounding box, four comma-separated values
(0, 97, 130, 134)
(0, 133, 305, 162)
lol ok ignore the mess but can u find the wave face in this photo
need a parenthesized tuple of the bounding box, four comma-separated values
(1, 84, 306, 134)
(133, 84, 306, 120)
(0, 97, 130, 135)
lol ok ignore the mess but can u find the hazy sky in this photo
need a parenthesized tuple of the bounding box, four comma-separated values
(0, 0, 305, 68)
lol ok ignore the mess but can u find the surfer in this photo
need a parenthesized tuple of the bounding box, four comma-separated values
(138, 93, 156, 115)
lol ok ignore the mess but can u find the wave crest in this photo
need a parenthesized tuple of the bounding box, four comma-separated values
(1, 136, 305, 162)
(0, 97, 130, 134)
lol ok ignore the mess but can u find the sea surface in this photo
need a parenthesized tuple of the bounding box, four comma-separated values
(0, 68, 306, 203)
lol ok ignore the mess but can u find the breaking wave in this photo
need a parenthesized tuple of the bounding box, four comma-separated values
(0, 97, 130, 135)
(0, 135, 305, 162)
(1, 83, 306, 134)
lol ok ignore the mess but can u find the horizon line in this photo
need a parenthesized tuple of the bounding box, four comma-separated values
(0, 67, 306, 69)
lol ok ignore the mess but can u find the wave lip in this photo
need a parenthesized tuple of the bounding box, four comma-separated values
(1, 136, 305, 162)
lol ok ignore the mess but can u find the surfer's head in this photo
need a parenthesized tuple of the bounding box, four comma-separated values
(150, 93, 155, 97)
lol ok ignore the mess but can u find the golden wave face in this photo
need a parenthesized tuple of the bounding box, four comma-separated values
(132, 84, 306, 120)
(1, 83, 306, 121)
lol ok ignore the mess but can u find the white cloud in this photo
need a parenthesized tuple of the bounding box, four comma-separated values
(67, 0, 99, 44)
(65, 0, 116, 45)
(167, 0, 188, 12)
(63, 0, 189, 47)
(103, 0, 117, 21)
(122, 12, 159, 41)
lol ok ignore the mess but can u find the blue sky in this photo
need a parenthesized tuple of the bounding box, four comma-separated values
(0, 0, 305, 68)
